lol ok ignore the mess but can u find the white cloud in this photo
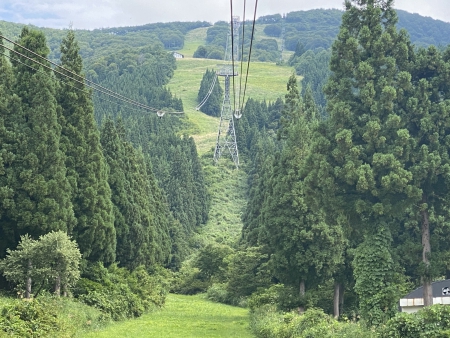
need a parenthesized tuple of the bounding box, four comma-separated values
(0, 0, 449, 30)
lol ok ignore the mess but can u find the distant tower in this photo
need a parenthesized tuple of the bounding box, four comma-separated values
(280, 15, 285, 62)
(214, 16, 241, 168)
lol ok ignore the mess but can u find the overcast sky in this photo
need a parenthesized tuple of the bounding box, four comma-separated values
(0, 0, 448, 30)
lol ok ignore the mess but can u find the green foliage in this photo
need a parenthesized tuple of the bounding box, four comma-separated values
(0, 295, 109, 337)
(381, 305, 450, 338)
(194, 243, 232, 282)
(289, 49, 331, 113)
(206, 283, 232, 304)
(171, 264, 210, 295)
(263, 25, 282, 37)
(0, 298, 65, 337)
(0, 231, 81, 297)
(248, 284, 288, 311)
(58, 29, 116, 265)
(74, 263, 168, 320)
(197, 68, 223, 117)
(226, 247, 271, 301)
(248, 74, 345, 301)
(353, 227, 407, 326)
(0, 27, 76, 258)
(250, 305, 375, 338)
(100, 118, 172, 270)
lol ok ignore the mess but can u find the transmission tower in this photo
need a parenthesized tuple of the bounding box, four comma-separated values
(213, 16, 241, 168)
(280, 15, 286, 62)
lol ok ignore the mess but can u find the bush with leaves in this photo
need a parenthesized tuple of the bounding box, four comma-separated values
(250, 305, 375, 338)
(0, 231, 81, 298)
(381, 304, 450, 338)
(74, 262, 168, 320)
(170, 264, 210, 295)
(0, 298, 62, 337)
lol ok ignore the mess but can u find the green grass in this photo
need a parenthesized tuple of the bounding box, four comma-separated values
(167, 32, 296, 244)
(192, 158, 249, 246)
(168, 58, 295, 155)
(179, 27, 208, 57)
(82, 294, 252, 338)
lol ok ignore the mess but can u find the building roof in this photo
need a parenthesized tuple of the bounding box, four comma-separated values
(403, 279, 450, 299)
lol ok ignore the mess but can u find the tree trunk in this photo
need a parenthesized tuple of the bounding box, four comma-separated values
(333, 281, 340, 318)
(298, 280, 305, 314)
(339, 283, 344, 316)
(25, 259, 32, 299)
(421, 194, 433, 307)
(54, 275, 61, 297)
(63, 283, 68, 297)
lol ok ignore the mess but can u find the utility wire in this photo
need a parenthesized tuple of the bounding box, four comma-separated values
(0, 35, 183, 115)
(1, 50, 169, 117)
(230, 0, 237, 114)
(238, 0, 247, 112)
(239, 0, 258, 114)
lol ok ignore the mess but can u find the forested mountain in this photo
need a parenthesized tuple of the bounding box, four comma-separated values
(3, 3, 450, 336)
(2, 7, 449, 66)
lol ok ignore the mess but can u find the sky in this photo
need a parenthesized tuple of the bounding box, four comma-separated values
(0, 0, 449, 30)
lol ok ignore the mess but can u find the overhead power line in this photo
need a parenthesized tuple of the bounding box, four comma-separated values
(1, 51, 167, 117)
(227, 0, 258, 117)
(0, 34, 184, 116)
(239, 0, 258, 115)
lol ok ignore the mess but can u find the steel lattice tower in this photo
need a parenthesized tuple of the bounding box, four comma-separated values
(213, 16, 240, 168)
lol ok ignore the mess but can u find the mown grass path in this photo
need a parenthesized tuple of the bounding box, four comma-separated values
(82, 294, 253, 338)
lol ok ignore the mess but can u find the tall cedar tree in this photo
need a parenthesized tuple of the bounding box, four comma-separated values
(401, 45, 450, 305)
(0, 32, 19, 257)
(197, 69, 223, 117)
(304, 0, 417, 324)
(100, 118, 171, 269)
(57, 30, 116, 264)
(260, 75, 345, 310)
(2, 28, 75, 254)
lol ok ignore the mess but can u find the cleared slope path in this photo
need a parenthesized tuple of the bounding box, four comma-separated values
(82, 294, 253, 338)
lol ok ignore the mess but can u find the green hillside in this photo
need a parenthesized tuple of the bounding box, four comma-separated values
(167, 58, 295, 154)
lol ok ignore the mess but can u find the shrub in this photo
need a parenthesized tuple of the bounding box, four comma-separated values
(250, 305, 375, 338)
(74, 262, 168, 320)
(0, 298, 61, 337)
(207, 283, 231, 304)
(381, 304, 450, 338)
(0, 296, 108, 337)
(171, 264, 210, 295)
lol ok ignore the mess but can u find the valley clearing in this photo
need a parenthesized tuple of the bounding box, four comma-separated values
(82, 294, 253, 338)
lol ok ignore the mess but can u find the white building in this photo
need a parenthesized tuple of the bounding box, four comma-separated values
(173, 52, 184, 59)
(399, 279, 450, 313)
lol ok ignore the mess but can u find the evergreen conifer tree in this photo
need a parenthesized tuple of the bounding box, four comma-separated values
(304, 0, 416, 323)
(197, 69, 223, 117)
(261, 75, 344, 311)
(0, 32, 18, 257)
(57, 29, 116, 264)
(3, 28, 75, 253)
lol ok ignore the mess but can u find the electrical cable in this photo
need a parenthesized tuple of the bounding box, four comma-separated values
(238, 0, 247, 113)
(1, 50, 171, 117)
(0, 35, 183, 116)
(239, 0, 258, 114)
(230, 0, 237, 114)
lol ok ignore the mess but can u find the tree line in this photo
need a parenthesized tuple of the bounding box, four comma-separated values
(0, 26, 209, 298)
(183, 2, 450, 335)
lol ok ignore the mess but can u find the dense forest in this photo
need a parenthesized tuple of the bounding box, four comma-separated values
(3, 1, 450, 337)
(0, 22, 210, 335)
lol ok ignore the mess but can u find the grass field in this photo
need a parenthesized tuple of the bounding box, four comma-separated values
(168, 57, 296, 154)
(82, 294, 252, 338)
